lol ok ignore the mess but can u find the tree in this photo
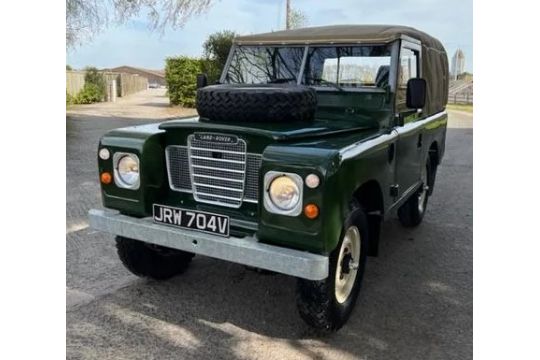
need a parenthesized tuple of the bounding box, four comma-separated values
(66, 0, 216, 48)
(285, 0, 308, 30)
(288, 8, 308, 29)
(202, 30, 237, 83)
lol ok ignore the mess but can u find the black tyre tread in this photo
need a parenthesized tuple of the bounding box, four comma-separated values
(427, 162, 438, 196)
(296, 203, 369, 332)
(296, 278, 335, 331)
(196, 84, 317, 123)
(398, 160, 431, 227)
(397, 198, 421, 227)
(116, 236, 194, 280)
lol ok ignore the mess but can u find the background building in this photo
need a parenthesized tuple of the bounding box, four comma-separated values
(107, 66, 166, 87)
(451, 49, 465, 80)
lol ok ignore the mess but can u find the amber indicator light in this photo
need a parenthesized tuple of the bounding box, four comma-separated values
(304, 204, 319, 219)
(100, 172, 112, 184)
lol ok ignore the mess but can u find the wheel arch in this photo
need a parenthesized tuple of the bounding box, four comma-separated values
(428, 141, 440, 167)
(353, 179, 384, 256)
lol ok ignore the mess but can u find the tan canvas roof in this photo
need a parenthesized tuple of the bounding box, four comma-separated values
(234, 25, 445, 52)
(235, 25, 449, 116)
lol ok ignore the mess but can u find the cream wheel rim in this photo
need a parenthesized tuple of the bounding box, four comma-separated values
(335, 225, 361, 304)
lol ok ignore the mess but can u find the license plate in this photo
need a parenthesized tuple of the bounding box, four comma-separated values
(152, 204, 230, 237)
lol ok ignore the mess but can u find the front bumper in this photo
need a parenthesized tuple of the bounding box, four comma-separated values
(88, 209, 329, 280)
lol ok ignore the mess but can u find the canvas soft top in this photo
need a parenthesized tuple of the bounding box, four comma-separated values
(234, 25, 445, 52)
(235, 25, 449, 115)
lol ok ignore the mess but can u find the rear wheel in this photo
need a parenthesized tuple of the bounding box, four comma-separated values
(296, 204, 368, 331)
(116, 236, 194, 280)
(398, 160, 431, 227)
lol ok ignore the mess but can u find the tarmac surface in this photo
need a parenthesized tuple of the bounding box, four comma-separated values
(66, 90, 473, 360)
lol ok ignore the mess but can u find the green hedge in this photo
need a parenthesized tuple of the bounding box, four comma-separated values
(165, 56, 204, 107)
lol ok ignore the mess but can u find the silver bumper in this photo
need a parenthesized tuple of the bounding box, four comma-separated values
(88, 209, 329, 280)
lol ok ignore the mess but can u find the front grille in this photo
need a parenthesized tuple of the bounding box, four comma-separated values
(165, 134, 261, 208)
(166, 146, 191, 192)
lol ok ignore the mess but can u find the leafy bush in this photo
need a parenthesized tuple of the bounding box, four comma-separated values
(66, 91, 75, 106)
(69, 67, 107, 104)
(165, 56, 203, 107)
(74, 83, 104, 104)
(164, 32, 236, 107)
(200, 59, 220, 85)
(202, 30, 236, 83)
(83, 66, 107, 100)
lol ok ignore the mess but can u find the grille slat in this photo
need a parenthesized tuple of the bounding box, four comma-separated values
(191, 164, 245, 174)
(191, 155, 245, 164)
(165, 134, 262, 208)
(193, 183, 244, 192)
(193, 176, 244, 189)
(193, 191, 242, 201)
(193, 173, 244, 183)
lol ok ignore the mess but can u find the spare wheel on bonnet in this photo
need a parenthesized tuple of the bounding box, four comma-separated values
(196, 84, 317, 123)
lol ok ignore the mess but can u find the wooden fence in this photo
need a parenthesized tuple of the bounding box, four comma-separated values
(119, 73, 148, 97)
(448, 92, 473, 104)
(66, 71, 148, 100)
(448, 80, 473, 104)
(66, 71, 85, 96)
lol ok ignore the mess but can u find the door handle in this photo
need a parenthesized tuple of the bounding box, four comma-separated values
(417, 133, 423, 148)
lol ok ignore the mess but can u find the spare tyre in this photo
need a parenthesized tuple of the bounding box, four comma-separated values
(196, 84, 317, 123)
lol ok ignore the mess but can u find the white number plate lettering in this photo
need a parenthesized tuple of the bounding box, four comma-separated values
(153, 204, 230, 237)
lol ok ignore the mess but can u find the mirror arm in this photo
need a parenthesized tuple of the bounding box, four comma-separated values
(395, 113, 404, 127)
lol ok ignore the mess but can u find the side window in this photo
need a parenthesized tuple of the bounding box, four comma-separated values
(399, 48, 419, 87)
(397, 47, 420, 113)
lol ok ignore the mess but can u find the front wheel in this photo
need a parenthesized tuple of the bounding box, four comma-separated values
(296, 204, 368, 331)
(116, 236, 194, 280)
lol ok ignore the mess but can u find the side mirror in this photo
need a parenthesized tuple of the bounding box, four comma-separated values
(196, 73, 208, 89)
(406, 78, 426, 109)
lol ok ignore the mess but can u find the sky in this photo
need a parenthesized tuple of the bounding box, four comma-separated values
(66, 0, 473, 72)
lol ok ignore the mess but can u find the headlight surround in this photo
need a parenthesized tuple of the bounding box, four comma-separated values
(113, 152, 140, 189)
(264, 171, 303, 216)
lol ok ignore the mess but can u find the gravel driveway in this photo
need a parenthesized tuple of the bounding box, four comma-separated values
(66, 91, 472, 359)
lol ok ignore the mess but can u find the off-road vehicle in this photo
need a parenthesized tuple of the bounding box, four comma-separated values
(89, 25, 449, 331)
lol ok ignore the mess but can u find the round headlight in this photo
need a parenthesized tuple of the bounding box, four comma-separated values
(268, 175, 300, 210)
(117, 155, 139, 187)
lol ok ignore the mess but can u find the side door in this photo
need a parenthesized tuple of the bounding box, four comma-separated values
(393, 41, 423, 200)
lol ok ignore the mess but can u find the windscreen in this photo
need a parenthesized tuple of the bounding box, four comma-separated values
(225, 46, 305, 84)
(303, 45, 392, 89)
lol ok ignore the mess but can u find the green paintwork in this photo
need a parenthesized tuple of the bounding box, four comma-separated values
(96, 38, 448, 256)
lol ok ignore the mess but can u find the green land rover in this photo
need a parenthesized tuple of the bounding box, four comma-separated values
(89, 25, 449, 331)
